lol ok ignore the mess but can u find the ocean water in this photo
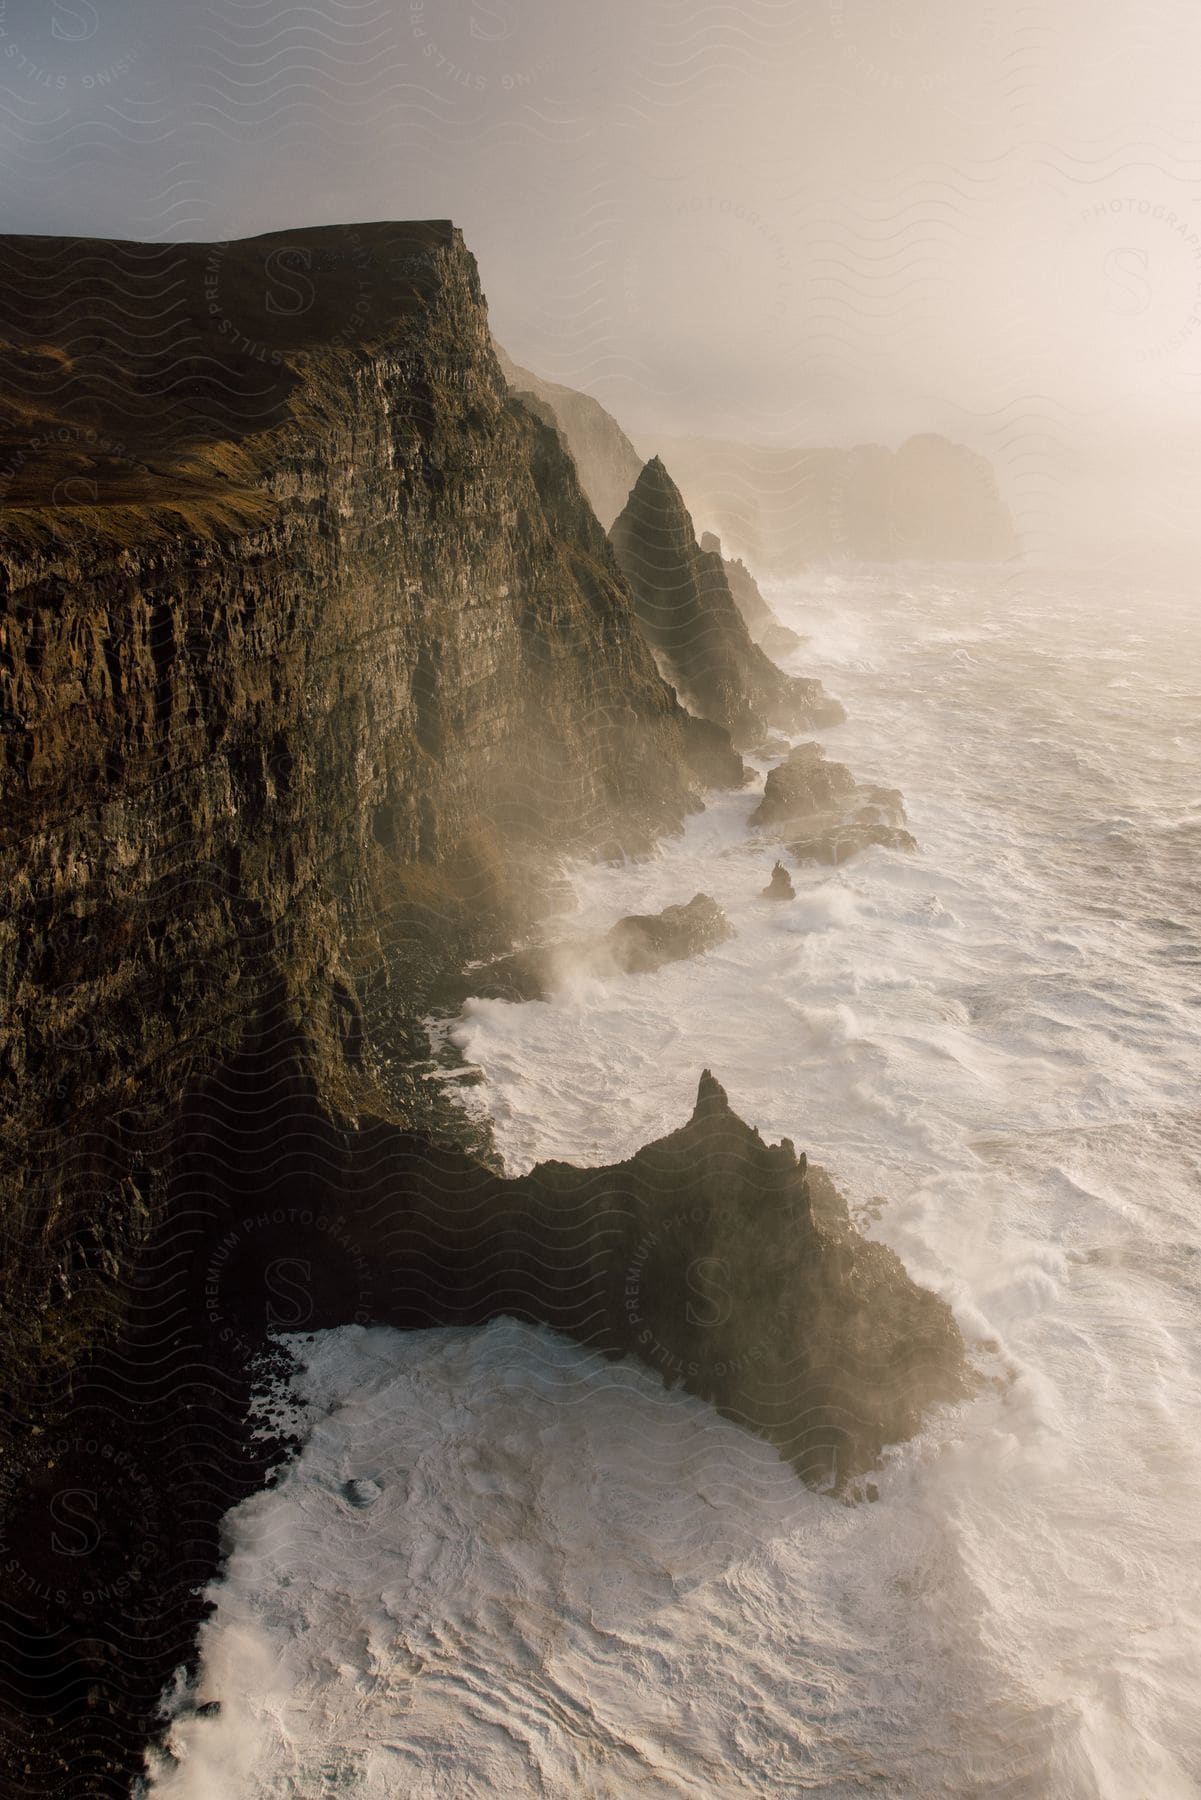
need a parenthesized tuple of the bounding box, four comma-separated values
(144, 568, 1201, 1798)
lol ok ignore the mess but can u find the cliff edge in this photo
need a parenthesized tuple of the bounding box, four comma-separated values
(494, 344, 645, 532)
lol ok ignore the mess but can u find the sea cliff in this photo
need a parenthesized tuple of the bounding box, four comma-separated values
(0, 222, 969, 1793)
(0, 222, 736, 1387)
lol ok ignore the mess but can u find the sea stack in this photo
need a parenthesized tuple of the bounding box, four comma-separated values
(609, 456, 844, 747)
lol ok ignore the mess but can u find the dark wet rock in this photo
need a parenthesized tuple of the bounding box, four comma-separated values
(761, 861, 796, 901)
(750, 741, 859, 828)
(440, 892, 733, 1003)
(151, 1062, 972, 1499)
(609, 458, 844, 747)
(752, 745, 917, 866)
(342, 1478, 383, 1508)
(330, 1070, 975, 1487)
(605, 891, 733, 972)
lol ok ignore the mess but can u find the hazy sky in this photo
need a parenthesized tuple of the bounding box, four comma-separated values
(3, 0, 1201, 555)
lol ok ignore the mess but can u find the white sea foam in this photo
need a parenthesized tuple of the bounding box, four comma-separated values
(145, 568, 1201, 1797)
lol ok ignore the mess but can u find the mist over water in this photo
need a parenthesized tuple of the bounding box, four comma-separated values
(147, 566, 1201, 1797)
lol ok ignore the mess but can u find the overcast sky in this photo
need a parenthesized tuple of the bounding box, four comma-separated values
(3, 0, 1200, 555)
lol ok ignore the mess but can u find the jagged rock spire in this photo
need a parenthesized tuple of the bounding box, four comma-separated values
(609, 456, 843, 748)
(693, 1067, 730, 1118)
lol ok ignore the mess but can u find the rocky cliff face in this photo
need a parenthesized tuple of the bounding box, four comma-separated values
(659, 432, 1018, 573)
(0, 222, 743, 1390)
(0, 220, 750, 1790)
(0, 224, 969, 1793)
(494, 346, 644, 531)
(610, 456, 843, 746)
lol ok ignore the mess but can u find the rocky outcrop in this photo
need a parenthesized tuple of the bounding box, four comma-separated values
(751, 742, 918, 865)
(490, 358, 1015, 574)
(789, 818, 918, 866)
(182, 1067, 972, 1486)
(751, 741, 859, 826)
(609, 457, 844, 747)
(439, 892, 733, 1003)
(699, 530, 802, 657)
(761, 861, 796, 901)
(494, 346, 644, 532)
(659, 433, 1018, 574)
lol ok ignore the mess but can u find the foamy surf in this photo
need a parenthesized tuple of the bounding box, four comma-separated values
(141, 1321, 1066, 1799)
(146, 568, 1201, 1797)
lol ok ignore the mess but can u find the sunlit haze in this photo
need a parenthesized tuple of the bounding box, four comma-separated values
(4, 0, 1201, 561)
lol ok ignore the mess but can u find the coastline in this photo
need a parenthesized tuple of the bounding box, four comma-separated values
(0, 227, 978, 1793)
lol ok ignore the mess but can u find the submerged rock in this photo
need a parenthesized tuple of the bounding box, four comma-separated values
(790, 818, 918, 866)
(761, 861, 796, 901)
(609, 458, 844, 747)
(342, 1478, 383, 1508)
